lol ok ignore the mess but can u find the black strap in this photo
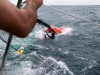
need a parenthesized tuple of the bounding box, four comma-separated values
(17, 0, 22, 8)
(37, 18, 51, 28)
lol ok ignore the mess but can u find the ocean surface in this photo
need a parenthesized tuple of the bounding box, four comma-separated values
(0, 5, 100, 75)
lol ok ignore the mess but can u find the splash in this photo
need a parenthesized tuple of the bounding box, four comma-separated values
(59, 26, 73, 35)
(33, 26, 73, 39)
(5, 53, 74, 75)
(34, 30, 45, 38)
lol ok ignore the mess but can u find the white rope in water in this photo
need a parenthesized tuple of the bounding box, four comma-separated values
(27, 35, 36, 38)
(43, 5, 100, 26)
(13, 38, 62, 75)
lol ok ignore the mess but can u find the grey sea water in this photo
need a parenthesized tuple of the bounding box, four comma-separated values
(0, 5, 100, 75)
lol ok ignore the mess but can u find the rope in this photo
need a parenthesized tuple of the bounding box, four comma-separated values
(43, 5, 100, 26)
(14, 38, 62, 75)
(0, 36, 17, 51)
(0, 36, 7, 43)
(0, 34, 13, 75)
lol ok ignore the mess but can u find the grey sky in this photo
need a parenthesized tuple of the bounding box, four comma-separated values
(9, 0, 100, 5)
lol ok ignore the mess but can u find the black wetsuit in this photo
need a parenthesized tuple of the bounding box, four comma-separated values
(46, 33, 55, 39)
(37, 18, 56, 39)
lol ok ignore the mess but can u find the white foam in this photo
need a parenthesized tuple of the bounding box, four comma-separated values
(34, 29, 45, 39)
(5, 55, 74, 75)
(57, 61, 74, 75)
(82, 60, 97, 72)
(72, 53, 88, 60)
(45, 56, 74, 75)
(58, 26, 73, 35)
(33, 26, 73, 39)
(88, 60, 97, 69)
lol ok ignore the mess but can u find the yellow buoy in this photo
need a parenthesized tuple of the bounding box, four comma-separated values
(17, 49, 23, 54)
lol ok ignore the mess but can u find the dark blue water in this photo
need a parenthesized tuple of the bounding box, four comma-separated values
(0, 5, 100, 75)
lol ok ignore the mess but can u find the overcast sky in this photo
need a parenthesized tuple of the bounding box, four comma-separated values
(9, 0, 100, 5)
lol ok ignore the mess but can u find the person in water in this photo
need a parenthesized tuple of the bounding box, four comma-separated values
(44, 27, 56, 39)
(45, 32, 55, 39)
(0, 0, 43, 38)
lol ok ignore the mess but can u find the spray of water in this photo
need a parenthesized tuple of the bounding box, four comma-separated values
(33, 26, 73, 39)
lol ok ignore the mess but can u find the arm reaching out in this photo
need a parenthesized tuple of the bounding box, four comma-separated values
(0, 0, 43, 37)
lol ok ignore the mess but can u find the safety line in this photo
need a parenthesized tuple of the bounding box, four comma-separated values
(0, 36, 17, 51)
(43, 5, 100, 26)
(0, 34, 13, 75)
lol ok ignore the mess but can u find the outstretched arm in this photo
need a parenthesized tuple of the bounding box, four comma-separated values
(0, 0, 42, 37)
